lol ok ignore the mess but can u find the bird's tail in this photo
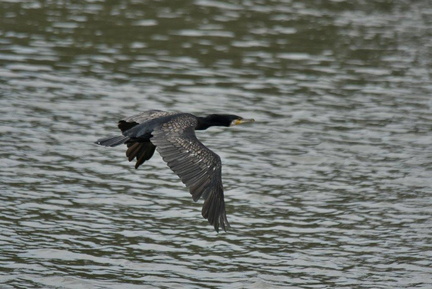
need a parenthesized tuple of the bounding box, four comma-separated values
(95, 135, 129, 147)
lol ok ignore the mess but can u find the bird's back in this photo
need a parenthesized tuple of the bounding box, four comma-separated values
(120, 111, 196, 140)
(120, 110, 179, 130)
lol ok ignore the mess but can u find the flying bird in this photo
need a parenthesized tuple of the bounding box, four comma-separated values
(95, 110, 254, 232)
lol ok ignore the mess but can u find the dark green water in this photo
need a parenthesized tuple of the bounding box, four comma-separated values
(1, 1, 431, 288)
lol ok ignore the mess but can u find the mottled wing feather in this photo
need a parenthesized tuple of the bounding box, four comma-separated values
(150, 114, 229, 232)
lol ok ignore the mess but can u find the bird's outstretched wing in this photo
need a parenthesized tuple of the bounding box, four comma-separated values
(150, 114, 230, 232)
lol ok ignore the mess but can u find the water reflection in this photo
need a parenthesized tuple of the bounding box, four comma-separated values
(1, 0, 432, 288)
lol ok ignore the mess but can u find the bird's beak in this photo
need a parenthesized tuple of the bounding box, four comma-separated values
(231, 118, 255, 126)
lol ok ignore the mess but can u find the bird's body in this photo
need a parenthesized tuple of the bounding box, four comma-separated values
(95, 110, 254, 232)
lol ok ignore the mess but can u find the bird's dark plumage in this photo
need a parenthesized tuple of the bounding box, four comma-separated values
(95, 110, 254, 232)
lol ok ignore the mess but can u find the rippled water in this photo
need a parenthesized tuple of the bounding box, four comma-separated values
(1, 0, 432, 288)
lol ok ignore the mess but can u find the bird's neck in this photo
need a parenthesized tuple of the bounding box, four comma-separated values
(196, 115, 232, 130)
(195, 117, 212, 130)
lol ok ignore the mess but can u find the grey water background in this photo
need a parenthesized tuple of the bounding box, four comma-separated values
(1, 0, 432, 288)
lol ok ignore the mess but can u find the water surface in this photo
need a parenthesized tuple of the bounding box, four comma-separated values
(1, 0, 432, 288)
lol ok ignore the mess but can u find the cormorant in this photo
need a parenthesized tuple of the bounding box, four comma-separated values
(95, 110, 254, 232)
